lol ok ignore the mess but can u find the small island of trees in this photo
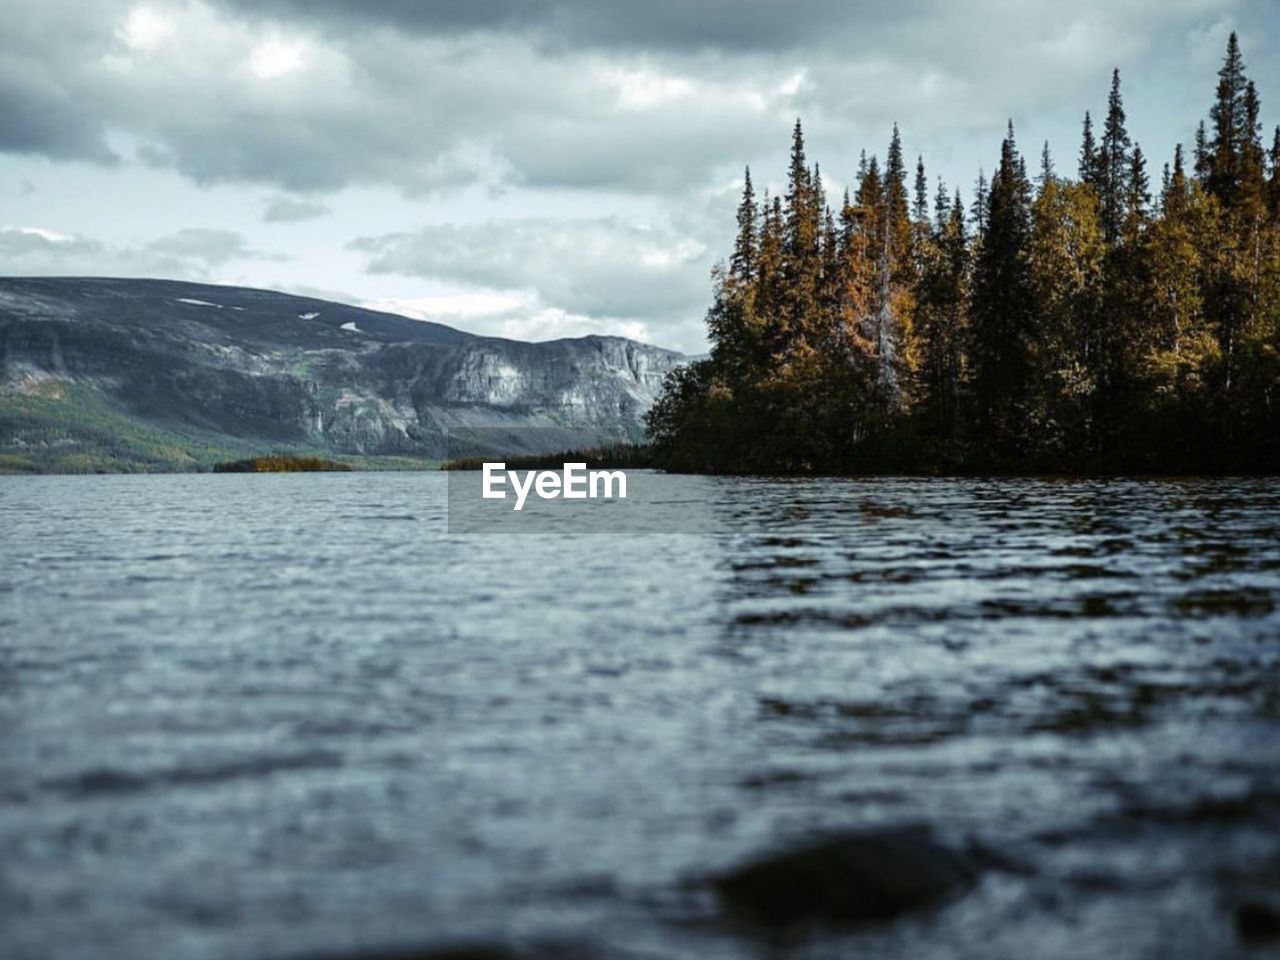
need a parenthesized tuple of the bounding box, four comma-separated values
(646, 34, 1280, 474)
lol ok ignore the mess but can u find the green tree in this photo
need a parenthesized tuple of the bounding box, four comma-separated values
(970, 122, 1037, 460)
(1099, 69, 1132, 245)
(1030, 175, 1105, 457)
(1078, 112, 1099, 185)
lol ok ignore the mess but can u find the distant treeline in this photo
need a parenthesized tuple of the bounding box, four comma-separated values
(647, 33, 1280, 474)
(213, 456, 352, 473)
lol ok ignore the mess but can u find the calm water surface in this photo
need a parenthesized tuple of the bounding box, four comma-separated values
(2, 473, 1279, 959)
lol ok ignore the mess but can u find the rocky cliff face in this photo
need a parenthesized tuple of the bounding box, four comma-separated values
(0, 278, 685, 470)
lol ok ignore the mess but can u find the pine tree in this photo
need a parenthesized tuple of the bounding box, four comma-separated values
(913, 157, 929, 227)
(971, 169, 989, 238)
(1038, 141, 1055, 196)
(885, 125, 910, 230)
(1194, 121, 1210, 183)
(934, 178, 950, 233)
(912, 157, 931, 281)
(971, 122, 1037, 459)
(916, 186, 969, 441)
(782, 120, 822, 356)
(729, 167, 757, 282)
(1207, 32, 1251, 207)
(1240, 80, 1267, 215)
(1079, 112, 1099, 185)
(1202, 33, 1265, 395)
(1126, 145, 1151, 232)
(755, 192, 786, 358)
(870, 125, 915, 408)
(1099, 69, 1132, 245)
(1162, 144, 1189, 217)
(708, 170, 762, 380)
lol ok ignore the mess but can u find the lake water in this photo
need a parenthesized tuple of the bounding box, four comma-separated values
(2, 473, 1279, 959)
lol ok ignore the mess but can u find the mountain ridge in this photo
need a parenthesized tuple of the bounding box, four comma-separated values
(0, 277, 685, 472)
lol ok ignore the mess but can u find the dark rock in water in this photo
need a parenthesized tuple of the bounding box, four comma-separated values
(1236, 901, 1280, 944)
(715, 827, 976, 929)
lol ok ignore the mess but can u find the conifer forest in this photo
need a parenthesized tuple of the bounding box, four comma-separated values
(647, 34, 1280, 474)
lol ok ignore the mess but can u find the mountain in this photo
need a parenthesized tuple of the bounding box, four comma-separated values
(0, 277, 685, 472)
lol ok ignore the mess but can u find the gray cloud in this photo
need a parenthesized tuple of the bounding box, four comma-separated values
(147, 227, 279, 265)
(0, 225, 275, 277)
(3, 0, 1265, 198)
(263, 196, 331, 222)
(213, 0, 896, 53)
(352, 217, 711, 326)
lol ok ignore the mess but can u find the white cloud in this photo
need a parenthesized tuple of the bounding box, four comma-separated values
(604, 67, 695, 110)
(365, 292, 652, 344)
(118, 6, 173, 51)
(351, 216, 710, 323)
(250, 37, 306, 79)
(4, 225, 75, 243)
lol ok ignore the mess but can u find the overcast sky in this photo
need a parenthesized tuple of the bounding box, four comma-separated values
(1, 0, 1277, 352)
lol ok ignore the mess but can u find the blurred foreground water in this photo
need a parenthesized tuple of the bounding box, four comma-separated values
(2, 473, 1279, 959)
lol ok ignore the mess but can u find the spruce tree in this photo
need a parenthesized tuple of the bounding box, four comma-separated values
(730, 167, 757, 282)
(782, 120, 821, 355)
(1038, 141, 1055, 196)
(913, 157, 929, 227)
(708, 169, 762, 381)
(1079, 112, 1098, 184)
(971, 169, 989, 238)
(1203, 33, 1263, 395)
(1099, 69, 1132, 245)
(1162, 144, 1189, 217)
(755, 192, 786, 358)
(971, 122, 1036, 459)
(1240, 80, 1267, 214)
(1207, 32, 1250, 206)
(934, 178, 950, 233)
(1127, 145, 1150, 230)
(1194, 121, 1210, 183)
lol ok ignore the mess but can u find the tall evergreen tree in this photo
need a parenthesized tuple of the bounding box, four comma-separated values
(971, 122, 1037, 458)
(1202, 33, 1265, 396)
(934, 178, 951, 233)
(1207, 31, 1252, 207)
(782, 120, 822, 356)
(1127, 145, 1151, 231)
(971, 169, 989, 238)
(916, 187, 969, 441)
(1038, 141, 1055, 195)
(1162, 143, 1189, 217)
(1079, 112, 1099, 185)
(913, 157, 929, 226)
(729, 167, 757, 282)
(1099, 69, 1132, 245)
(708, 170, 761, 380)
(1194, 121, 1210, 183)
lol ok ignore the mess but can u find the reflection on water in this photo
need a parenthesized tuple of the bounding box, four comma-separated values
(1, 473, 1278, 959)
